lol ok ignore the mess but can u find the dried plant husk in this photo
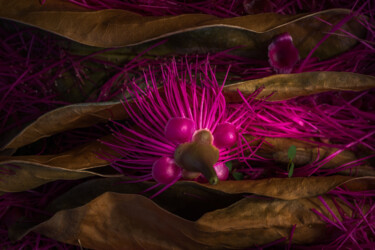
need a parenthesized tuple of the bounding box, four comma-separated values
(197, 176, 375, 198)
(2, 72, 374, 152)
(271, 147, 374, 172)
(0, 0, 367, 60)
(0, 161, 118, 193)
(0, 163, 92, 193)
(224, 71, 375, 101)
(44, 176, 375, 205)
(11, 192, 359, 249)
(252, 137, 375, 175)
(45, 177, 244, 221)
(0, 139, 121, 192)
(9, 175, 374, 245)
(271, 145, 355, 166)
(0, 102, 126, 150)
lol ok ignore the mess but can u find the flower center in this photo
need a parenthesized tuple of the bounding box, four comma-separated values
(174, 129, 219, 185)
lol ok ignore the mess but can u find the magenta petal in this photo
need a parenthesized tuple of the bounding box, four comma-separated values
(268, 33, 300, 73)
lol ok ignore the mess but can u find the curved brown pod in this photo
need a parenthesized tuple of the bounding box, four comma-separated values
(0, 0, 367, 60)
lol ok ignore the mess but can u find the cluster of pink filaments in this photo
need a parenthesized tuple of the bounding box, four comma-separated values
(101, 61, 260, 190)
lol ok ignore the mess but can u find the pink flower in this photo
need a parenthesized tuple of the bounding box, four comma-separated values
(100, 60, 258, 190)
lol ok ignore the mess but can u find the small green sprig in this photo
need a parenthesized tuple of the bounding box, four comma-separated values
(287, 145, 297, 178)
(225, 161, 244, 180)
(225, 161, 232, 172)
(232, 172, 244, 180)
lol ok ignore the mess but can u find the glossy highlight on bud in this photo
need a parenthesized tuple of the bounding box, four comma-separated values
(214, 163, 229, 181)
(268, 32, 299, 74)
(164, 117, 195, 144)
(152, 157, 182, 184)
(213, 123, 238, 149)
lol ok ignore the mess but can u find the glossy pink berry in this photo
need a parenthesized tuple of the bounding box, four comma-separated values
(214, 163, 229, 181)
(213, 123, 238, 149)
(152, 157, 182, 184)
(164, 117, 195, 144)
(268, 32, 299, 74)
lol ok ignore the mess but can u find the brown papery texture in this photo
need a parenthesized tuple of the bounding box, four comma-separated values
(0, 137, 121, 192)
(10, 176, 373, 245)
(1, 102, 126, 150)
(197, 175, 375, 199)
(27, 192, 353, 249)
(0, 1, 366, 59)
(224, 72, 375, 101)
(252, 136, 375, 176)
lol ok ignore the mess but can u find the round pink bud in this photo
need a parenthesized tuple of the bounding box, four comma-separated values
(268, 32, 299, 74)
(213, 123, 238, 149)
(152, 157, 182, 184)
(214, 163, 229, 181)
(165, 117, 195, 144)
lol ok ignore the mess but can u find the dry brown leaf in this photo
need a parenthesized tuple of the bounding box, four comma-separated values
(224, 71, 375, 101)
(260, 137, 370, 170)
(22, 192, 354, 249)
(0, 139, 112, 170)
(0, 162, 92, 192)
(0, 138, 122, 192)
(335, 166, 375, 177)
(4, 175, 366, 221)
(272, 145, 353, 166)
(1, 102, 125, 150)
(197, 175, 375, 199)
(196, 195, 352, 247)
(0, 1, 366, 60)
(0, 157, 123, 192)
(43, 176, 370, 216)
(44, 177, 243, 221)
(241, 136, 374, 176)
(42, 177, 375, 225)
(271, 147, 375, 175)
(11, 175, 374, 247)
